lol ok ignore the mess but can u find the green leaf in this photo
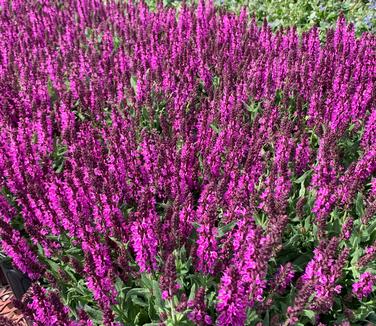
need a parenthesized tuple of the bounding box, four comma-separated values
(212, 75, 220, 88)
(217, 220, 237, 238)
(64, 268, 77, 283)
(263, 310, 270, 326)
(294, 170, 312, 184)
(350, 244, 362, 267)
(355, 192, 365, 217)
(115, 278, 129, 294)
(188, 283, 197, 301)
(192, 222, 201, 229)
(47, 78, 58, 103)
(304, 215, 311, 232)
(131, 295, 149, 307)
(367, 219, 376, 243)
(299, 181, 306, 198)
(55, 161, 64, 173)
(46, 259, 60, 275)
(210, 123, 220, 134)
(366, 311, 376, 323)
(113, 35, 121, 50)
(303, 309, 315, 320)
(65, 244, 81, 253)
(292, 252, 312, 271)
(84, 305, 103, 323)
(152, 280, 163, 312)
(36, 243, 45, 257)
(126, 288, 150, 300)
(147, 297, 158, 321)
(130, 75, 137, 94)
(76, 111, 86, 121)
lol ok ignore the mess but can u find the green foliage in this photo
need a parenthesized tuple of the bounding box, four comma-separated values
(148, 0, 375, 35)
(224, 0, 374, 34)
(52, 139, 67, 173)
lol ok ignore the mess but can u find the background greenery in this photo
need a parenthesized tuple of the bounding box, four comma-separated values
(149, 0, 376, 35)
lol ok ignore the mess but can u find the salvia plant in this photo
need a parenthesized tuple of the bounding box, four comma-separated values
(0, 0, 375, 325)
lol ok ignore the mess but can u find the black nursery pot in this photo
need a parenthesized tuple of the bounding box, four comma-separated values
(0, 257, 31, 300)
(0, 267, 7, 286)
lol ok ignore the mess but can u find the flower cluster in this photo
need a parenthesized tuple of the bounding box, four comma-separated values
(286, 238, 350, 321)
(352, 272, 376, 300)
(271, 263, 295, 294)
(187, 287, 212, 325)
(0, 0, 374, 325)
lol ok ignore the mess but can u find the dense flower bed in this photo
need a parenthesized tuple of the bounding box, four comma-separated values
(0, 1, 375, 325)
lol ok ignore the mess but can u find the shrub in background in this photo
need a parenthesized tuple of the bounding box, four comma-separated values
(0, 0, 375, 325)
(157, 0, 376, 35)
